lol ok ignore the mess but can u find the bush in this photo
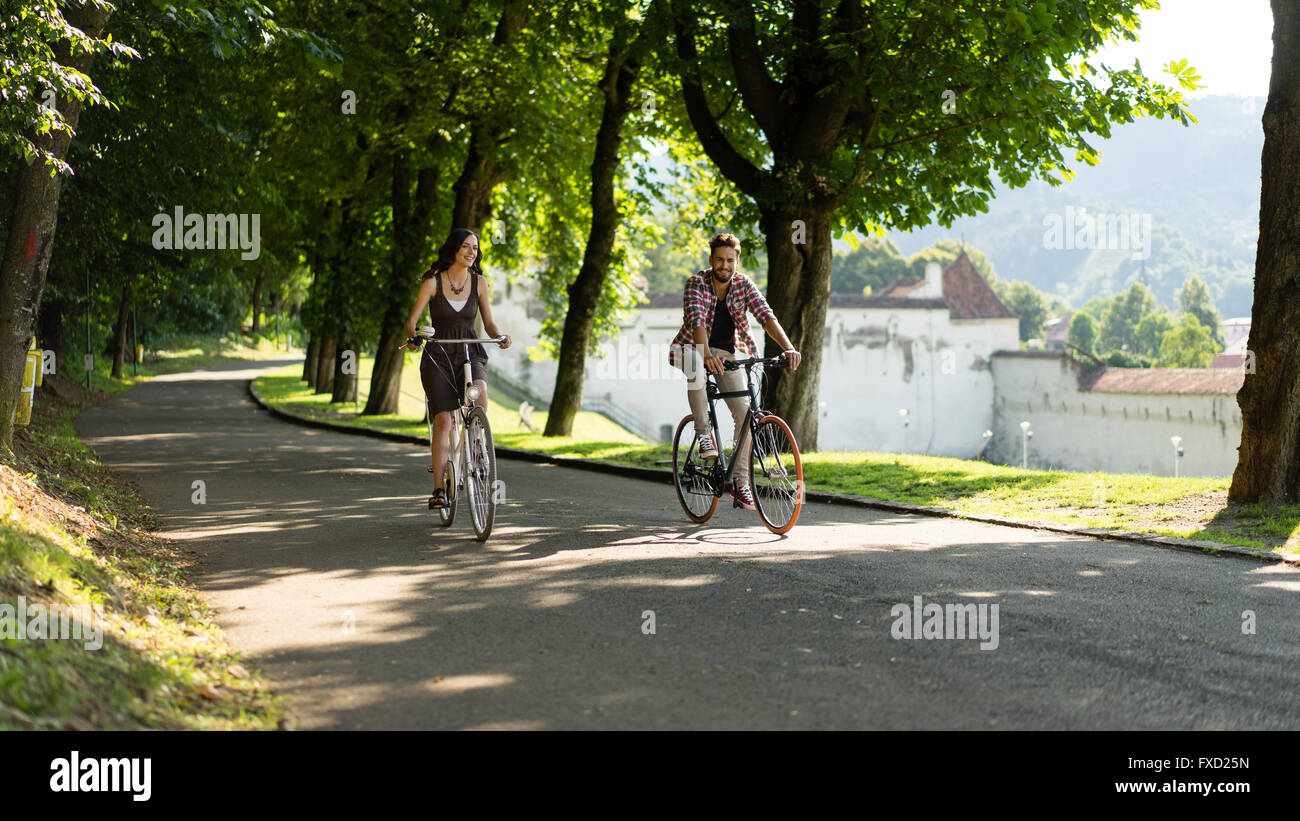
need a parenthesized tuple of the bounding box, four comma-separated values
(1102, 350, 1154, 368)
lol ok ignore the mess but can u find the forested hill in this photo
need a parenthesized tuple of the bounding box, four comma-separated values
(886, 94, 1262, 318)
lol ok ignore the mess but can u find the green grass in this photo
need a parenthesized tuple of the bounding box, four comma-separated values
(1, 337, 289, 730)
(253, 351, 648, 448)
(58, 331, 296, 398)
(256, 355, 1300, 557)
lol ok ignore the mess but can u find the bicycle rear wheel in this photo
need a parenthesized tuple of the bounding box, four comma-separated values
(750, 414, 803, 534)
(672, 415, 720, 523)
(464, 406, 496, 541)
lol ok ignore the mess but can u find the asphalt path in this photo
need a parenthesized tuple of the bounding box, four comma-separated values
(75, 361, 1300, 730)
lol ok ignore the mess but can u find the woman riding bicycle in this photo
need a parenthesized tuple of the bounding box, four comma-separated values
(404, 227, 511, 509)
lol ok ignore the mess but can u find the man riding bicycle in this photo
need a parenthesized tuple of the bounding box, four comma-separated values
(668, 233, 801, 510)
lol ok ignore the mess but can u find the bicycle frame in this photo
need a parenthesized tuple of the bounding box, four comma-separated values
(673, 353, 803, 532)
(700, 359, 766, 493)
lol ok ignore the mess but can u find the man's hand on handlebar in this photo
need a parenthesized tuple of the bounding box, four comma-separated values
(783, 349, 802, 370)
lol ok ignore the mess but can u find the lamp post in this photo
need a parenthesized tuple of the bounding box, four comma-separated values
(1170, 435, 1183, 478)
(1019, 420, 1032, 469)
(899, 408, 910, 454)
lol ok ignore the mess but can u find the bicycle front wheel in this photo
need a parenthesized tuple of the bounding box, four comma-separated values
(750, 414, 803, 534)
(464, 406, 496, 541)
(672, 415, 719, 523)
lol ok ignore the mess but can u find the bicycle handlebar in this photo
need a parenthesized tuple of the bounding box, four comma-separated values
(723, 355, 792, 371)
(401, 327, 508, 349)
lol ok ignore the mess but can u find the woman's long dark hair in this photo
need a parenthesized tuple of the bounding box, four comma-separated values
(420, 228, 483, 280)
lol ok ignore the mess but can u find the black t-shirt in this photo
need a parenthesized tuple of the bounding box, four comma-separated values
(708, 285, 736, 352)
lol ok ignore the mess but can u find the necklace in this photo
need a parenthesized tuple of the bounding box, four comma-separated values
(448, 271, 469, 296)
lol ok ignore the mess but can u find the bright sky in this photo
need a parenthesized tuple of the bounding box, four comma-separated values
(1093, 0, 1273, 98)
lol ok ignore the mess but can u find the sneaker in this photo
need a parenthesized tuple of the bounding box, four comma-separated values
(697, 433, 719, 461)
(731, 481, 756, 510)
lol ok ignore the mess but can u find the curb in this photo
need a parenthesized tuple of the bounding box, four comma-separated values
(246, 381, 673, 486)
(247, 379, 1298, 566)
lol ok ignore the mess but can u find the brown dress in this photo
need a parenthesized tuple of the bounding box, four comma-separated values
(419, 271, 488, 414)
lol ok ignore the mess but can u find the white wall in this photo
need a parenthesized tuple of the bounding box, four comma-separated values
(821, 308, 1019, 455)
(989, 352, 1243, 477)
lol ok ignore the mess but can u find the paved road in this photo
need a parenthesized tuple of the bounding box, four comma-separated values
(75, 362, 1300, 729)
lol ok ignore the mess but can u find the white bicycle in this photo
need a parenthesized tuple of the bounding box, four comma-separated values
(406, 326, 503, 541)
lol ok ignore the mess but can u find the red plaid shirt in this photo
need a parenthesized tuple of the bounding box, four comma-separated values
(668, 270, 776, 367)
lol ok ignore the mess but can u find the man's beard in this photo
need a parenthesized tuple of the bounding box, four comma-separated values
(712, 268, 732, 282)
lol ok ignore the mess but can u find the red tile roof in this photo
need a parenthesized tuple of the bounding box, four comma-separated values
(942, 253, 1019, 320)
(862, 253, 1018, 320)
(1083, 367, 1244, 395)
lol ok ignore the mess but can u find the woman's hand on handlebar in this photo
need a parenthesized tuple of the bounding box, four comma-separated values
(497, 334, 512, 350)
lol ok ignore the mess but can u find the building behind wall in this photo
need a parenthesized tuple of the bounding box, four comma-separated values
(820, 251, 1019, 454)
(989, 350, 1244, 476)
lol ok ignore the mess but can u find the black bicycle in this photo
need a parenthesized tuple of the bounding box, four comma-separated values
(405, 327, 502, 541)
(671, 355, 804, 534)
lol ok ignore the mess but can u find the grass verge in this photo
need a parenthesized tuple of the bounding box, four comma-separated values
(1, 341, 288, 729)
(57, 330, 298, 399)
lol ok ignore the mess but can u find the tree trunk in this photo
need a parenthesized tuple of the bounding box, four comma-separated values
(447, 5, 523, 234)
(365, 140, 441, 416)
(251, 271, 264, 334)
(365, 150, 415, 416)
(1230, 0, 1300, 503)
(0, 3, 113, 448)
(366, 333, 405, 413)
(314, 338, 336, 394)
(36, 294, 66, 369)
(450, 128, 506, 234)
(331, 340, 358, 403)
(759, 207, 832, 451)
(545, 35, 641, 437)
(303, 337, 319, 386)
(111, 279, 132, 379)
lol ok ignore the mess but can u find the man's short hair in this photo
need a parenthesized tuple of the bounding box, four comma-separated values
(709, 233, 741, 256)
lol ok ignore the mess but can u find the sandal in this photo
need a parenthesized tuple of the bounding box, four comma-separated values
(428, 488, 448, 510)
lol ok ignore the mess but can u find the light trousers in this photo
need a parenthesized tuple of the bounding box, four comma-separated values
(678, 346, 751, 483)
